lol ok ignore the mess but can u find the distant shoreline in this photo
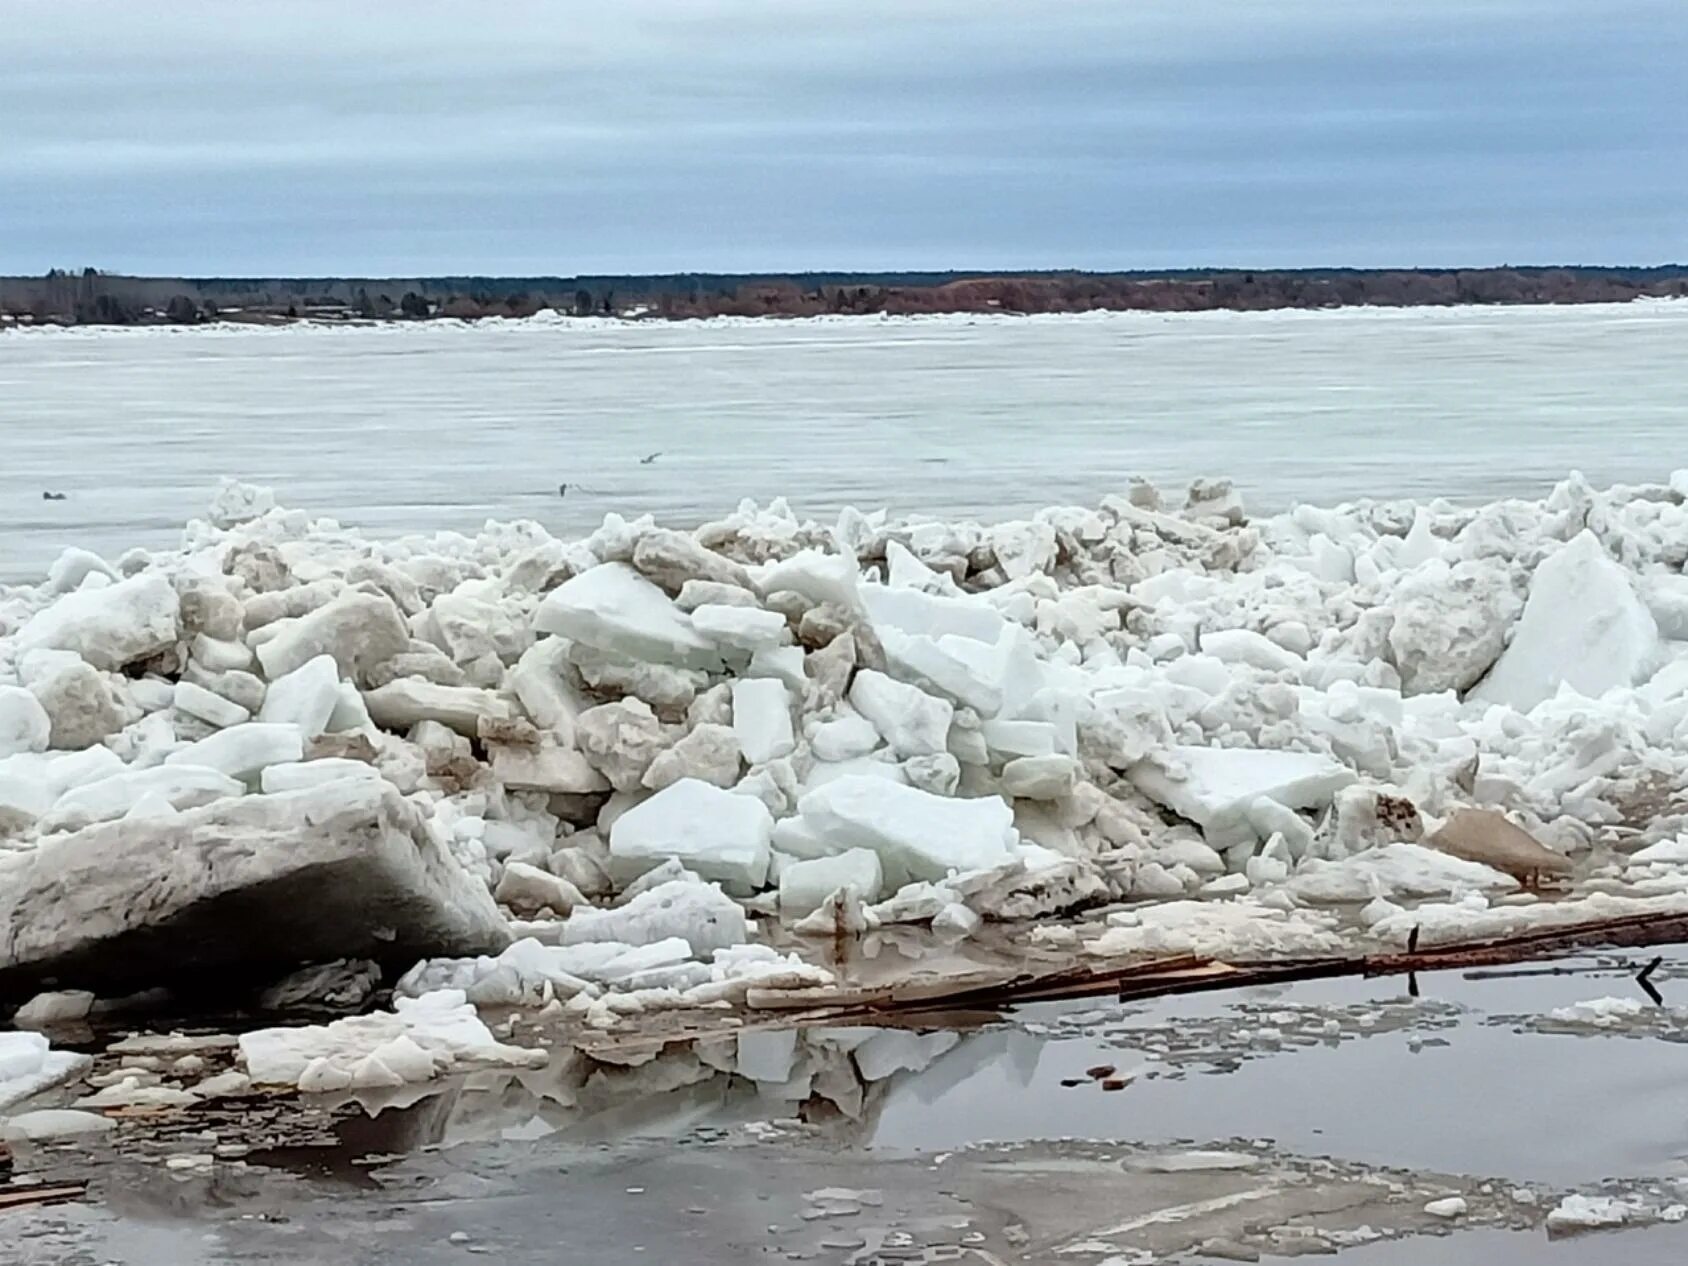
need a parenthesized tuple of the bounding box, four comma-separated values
(3, 265, 1686, 329)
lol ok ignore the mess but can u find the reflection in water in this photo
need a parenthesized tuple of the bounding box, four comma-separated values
(253, 949, 1688, 1193)
(298, 1023, 1042, 1162)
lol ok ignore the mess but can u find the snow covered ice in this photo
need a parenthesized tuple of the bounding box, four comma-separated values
(12, 469, 1688, 1085)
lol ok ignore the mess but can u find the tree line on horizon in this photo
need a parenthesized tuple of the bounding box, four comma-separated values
(3, 264, 1687, 326)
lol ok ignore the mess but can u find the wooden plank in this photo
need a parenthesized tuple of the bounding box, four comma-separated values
(0, 1184, 86, 1213)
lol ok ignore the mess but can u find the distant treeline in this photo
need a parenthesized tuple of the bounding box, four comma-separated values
(4, 265, 1688, 326)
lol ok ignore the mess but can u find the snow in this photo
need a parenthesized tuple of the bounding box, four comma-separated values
(1470, 530, 1660, 712)
(608, 778, 774, 894)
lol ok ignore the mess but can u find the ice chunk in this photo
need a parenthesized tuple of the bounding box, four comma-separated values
(979, 718, 1058, 759)
(902, 751, 960, 795)
(732, 678, 795, 765)
(1387, 558, 1520, 694)
(746, 644, 808, 693)
(737, 1028, 799, 1082)
(932, 902, 982, 938)
(779, 848, 885, 917)
(1469, 530, 1659, 712)
(861, 584, 1004, 644)
(49, 763, 245, 825)
(1546, 1194, 1633, 1235)
(849, 669, 953, 758)
(0, 687, 51, 758)
(0, 1031, 49, 1080)
(1000, 754, 1079, 800)
(24, 660, 124, 751)
(260, 758, 383, 795)
(507, 639, 587, 743)
(2, 1109, 115, 1141)
(755, 549, 861, 612)
(631, 528, 753, 593)
(239, 989, 543, 1090)
(690, 604, 790, 653)
(878, 627, 1003, 715)
(609, 779, 774, 895)
(1, 781, 510, 998)
(362, 680, 512, 737)
(16, 573, 180, 670)
(256, 653, 342, 736)
(45, 547, 117, 595)
(676, 579, 761, 611)
(793, 775, 1018, 889)
(493, 862, 586, 916)
(12, 989, 96, 1028)
(490, 742, 611, 793)
(165, 721, 304, 781)
(1546, 996, 1646, 1028)
(576, 699, 668, 790)
(1288, 843, 1518, 904)
(1200, 629, 1303, 675)
(534, 563, 722, 671)
(642, 723, 742, 791)
(253, 592, 410, 684)
(173, 679, 250, 728)
(1129, 746, 1355, 848)
(562, 878, 748, 954)
(810, 715, 881, 762)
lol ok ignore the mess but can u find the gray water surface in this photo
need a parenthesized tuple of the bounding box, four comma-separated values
(4, 302, 1686, 581)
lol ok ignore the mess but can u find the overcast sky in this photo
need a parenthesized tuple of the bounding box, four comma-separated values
(3, 0, 1683, 275)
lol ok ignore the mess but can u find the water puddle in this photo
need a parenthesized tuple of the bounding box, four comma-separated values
(236, 949, 1688, 1195)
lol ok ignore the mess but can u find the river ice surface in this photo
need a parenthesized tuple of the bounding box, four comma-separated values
(3, 301, 1685, 581)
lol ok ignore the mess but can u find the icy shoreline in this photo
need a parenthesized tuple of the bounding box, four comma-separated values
(8, 471, 1688, 1096)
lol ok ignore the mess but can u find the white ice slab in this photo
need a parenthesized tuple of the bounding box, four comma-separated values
(793, 775, 1019, 890)
(608, 778, 774, 895)
(1129, 745, 1354, 848)
(534, 563, 722, 671)
(1469, 530, 1660, 712)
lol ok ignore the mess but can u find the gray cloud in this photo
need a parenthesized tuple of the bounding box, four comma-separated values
(3, 0, 1682, 273)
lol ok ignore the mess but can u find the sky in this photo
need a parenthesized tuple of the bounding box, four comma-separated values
(2, 0, 1684, 275)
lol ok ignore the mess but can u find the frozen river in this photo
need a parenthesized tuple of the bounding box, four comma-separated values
(3, 301, 1685, 580)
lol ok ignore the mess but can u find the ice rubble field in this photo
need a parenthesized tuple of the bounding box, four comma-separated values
(8, 471, 1688, 1098)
